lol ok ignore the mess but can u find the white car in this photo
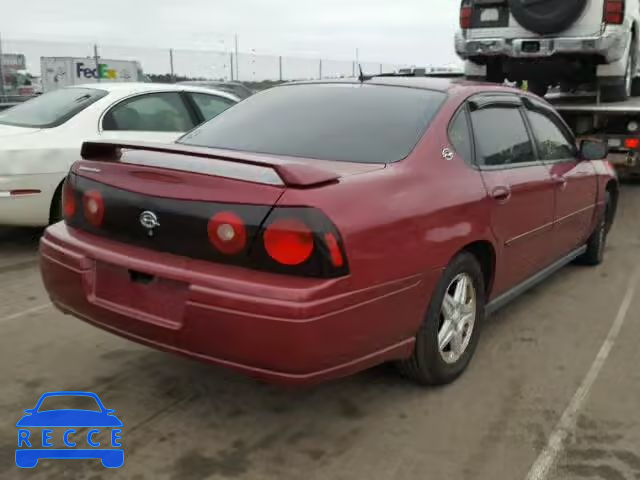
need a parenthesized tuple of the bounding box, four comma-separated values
(456, 0, 640, 101)
(0, 83, 238, 227)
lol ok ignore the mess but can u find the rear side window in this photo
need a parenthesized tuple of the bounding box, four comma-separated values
(448, 109, 472, 163)
(0, 88, 107, 128)
(189, 93, 236, 122)
(103, 92, 195, 132)
(180, 84, 446, 164)
(526, 110, 577, 161)
(470, 107, 535, 166)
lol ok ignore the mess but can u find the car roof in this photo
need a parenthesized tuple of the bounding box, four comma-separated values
(282, 76, 518, 95)
(70, 82, 240, 101)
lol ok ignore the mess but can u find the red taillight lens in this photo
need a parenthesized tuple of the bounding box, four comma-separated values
(604, 0, 624, 24)
(625, 137, 639, 149)
(82, 190, 105, 227)
(62, 182, 76, 219)
(264, 218, 314, 266)
(324, 233, 344, 268)
(460, 5, 472, 29)
(208, 211, 247, 255)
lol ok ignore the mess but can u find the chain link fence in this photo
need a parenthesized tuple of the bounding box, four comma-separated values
(1, 38, 411, 99)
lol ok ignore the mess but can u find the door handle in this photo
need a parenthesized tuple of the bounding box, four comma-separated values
(491, 185, 512, 203)
(552, 175, 568, 190)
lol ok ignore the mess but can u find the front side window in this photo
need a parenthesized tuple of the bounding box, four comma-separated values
(0, 88, 107, 128)
(470, 107, 535, 166)
(189, 93, 236, 122)
(103, 92, 195, 132)
(180, 84, 446, 164)
(526, 110, 576, 161)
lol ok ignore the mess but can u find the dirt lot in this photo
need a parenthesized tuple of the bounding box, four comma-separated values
(1, 185, 639, 480)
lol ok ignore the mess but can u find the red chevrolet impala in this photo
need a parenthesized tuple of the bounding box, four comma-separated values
(40, 77, 618, 386)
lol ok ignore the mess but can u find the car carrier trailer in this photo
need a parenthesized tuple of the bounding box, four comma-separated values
(551, 94, 640, 179)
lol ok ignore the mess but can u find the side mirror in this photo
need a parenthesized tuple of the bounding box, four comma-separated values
(579, 139, 608, 161)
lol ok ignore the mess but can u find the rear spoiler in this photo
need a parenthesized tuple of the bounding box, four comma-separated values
(80, 141, 340, 188)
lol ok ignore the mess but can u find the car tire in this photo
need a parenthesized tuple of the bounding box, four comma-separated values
(397, 252, 485, 386)
(600, 44, 634, 103)
(579, 192, 611, 266)
(631, 77, 640, 97)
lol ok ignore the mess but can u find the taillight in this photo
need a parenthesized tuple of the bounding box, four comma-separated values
(208, 211, 247, 255)
(625, 137, 639, 149)
(264, 218, 314, 266)
(256, 207, 349, 277)
(604, 0, 624, 24)
(82, 190, 105, 227)
(62, 181, 76, 219)
(460, 2, 472, 29)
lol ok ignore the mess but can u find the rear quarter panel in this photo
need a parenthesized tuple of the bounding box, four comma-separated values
(276, 89, 496, 326)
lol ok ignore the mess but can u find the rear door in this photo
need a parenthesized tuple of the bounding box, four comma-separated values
(522, 99, 598, 255)
(99, 91, 198, 143)
(468, 94, 556, 294)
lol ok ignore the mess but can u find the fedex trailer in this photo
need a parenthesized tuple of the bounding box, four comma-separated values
(40, 57, 145, 92)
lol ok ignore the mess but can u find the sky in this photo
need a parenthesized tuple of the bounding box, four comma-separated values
(0, 0, 463, 81)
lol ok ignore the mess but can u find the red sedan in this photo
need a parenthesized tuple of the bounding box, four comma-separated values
(40, 77, 618, 386)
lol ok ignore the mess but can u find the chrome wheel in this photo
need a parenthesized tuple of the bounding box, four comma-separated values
(438, 273, 477, 364)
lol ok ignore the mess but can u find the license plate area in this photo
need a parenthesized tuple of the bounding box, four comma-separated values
(471, 4, 509, 28)
(93, 262, 189, 329)
(522, 41, 541, 53)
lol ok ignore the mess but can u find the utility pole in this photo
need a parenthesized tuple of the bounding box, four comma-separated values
(93, 44, 101, 83)
(234, 34, 239, 81)
(169, 48, 175, 83)
(319, 59, 322, 80)
(0, 32, 6, 98)
(279, 56, 283, 82)
(230, 53, 234, 81)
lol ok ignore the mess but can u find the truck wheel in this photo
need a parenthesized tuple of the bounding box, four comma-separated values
(397, 252, 485, 386)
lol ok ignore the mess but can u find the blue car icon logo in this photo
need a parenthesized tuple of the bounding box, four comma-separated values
(16, 391, 123, 468)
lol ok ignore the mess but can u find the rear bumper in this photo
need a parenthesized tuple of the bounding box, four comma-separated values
(457, 31, 628, 64)
(40, 224, 438, 385)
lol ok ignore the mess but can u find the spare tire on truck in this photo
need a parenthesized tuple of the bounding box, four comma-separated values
(509, 0, 587, 35)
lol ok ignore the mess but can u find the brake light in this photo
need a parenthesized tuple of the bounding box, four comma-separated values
(62, 182, 76, 219)
(208, 211, 247, 255)
(625, 137, 639, 149)
(460, 3, 472, 29)
(264, 218, 314, 266)
(82, 190, 105, 227)
(604, 0, 625, 24)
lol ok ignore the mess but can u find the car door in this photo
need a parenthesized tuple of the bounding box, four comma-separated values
(99, 91, 198, 143)
(468, 94, 556, 294)
(523, 100, 598, 256)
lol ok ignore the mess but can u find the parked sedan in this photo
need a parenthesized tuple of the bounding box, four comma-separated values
(40, 78, 617, 386)
(0, 83, 238, 227)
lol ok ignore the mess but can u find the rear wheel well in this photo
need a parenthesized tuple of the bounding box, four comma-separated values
(48, 180, 65, 225)
(460, 241, 495, 298)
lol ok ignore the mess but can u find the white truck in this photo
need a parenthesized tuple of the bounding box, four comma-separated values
(40, 57, 145, 92)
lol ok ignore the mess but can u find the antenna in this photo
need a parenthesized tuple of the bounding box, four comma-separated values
(358, 64, 365, 83)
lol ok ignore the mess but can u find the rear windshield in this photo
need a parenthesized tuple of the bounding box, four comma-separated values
(0, 88, 108, 128)
(179, 84, 446, 163)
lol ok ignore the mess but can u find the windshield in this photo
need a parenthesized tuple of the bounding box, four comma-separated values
(37, 395, 101, 412)
(179, 83, 446, 163)
(0, 87, 108, 128)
